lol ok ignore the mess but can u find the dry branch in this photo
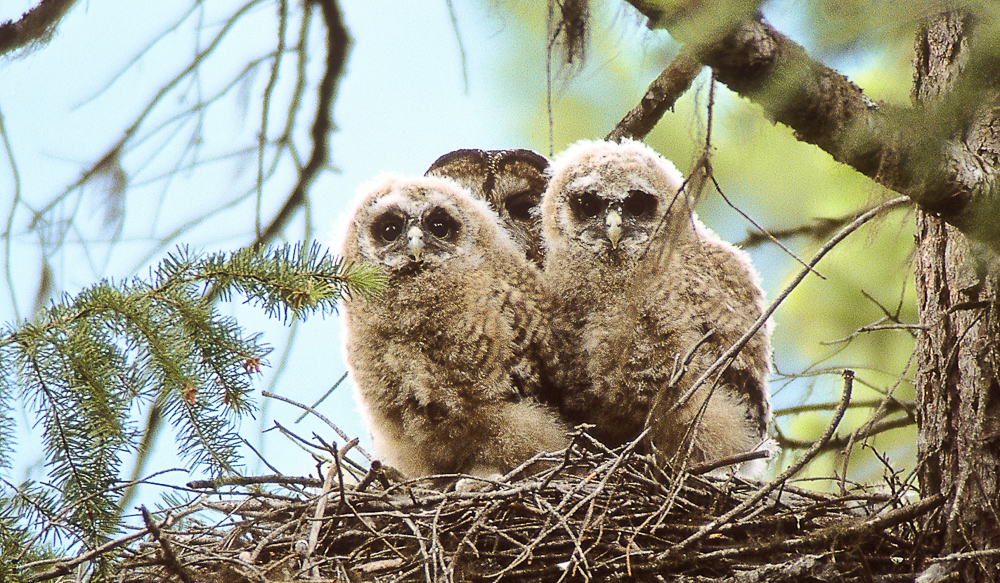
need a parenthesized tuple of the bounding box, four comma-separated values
(0, 0, 78, 55)
(622, 1, 1000, 251)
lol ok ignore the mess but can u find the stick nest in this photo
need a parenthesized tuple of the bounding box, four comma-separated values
(113, 435, 941, 583)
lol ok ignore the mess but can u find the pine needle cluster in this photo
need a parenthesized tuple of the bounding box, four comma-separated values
(0, 242, 383, 572)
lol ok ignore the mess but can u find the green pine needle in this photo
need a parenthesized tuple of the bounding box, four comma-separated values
(0, 242, 381, 563)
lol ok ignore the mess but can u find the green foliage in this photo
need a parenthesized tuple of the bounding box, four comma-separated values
(0, 242, 383, 571)
(484, 0, 919, 486)
(1, 482, 68, 581)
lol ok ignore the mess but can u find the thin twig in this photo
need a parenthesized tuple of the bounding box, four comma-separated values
(670, 197, 910, 415)
(688, 449, 771, 476)
(711, 173, 824, 279)
(303, 447, 337, 577)
(252, 0, 349, 248)
(140, 506, 194, 583)
(658, 369, 854, 561)
(262, 390, 373, 461)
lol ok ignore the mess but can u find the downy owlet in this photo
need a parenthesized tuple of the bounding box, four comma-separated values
(339, 174, 568, 479)
(540, 139, 773, 476)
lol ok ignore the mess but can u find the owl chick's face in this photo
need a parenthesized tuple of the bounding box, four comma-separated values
(542, 139, 687, 262)
(426, 149, 550, 265)
(343, 174, 508, 276)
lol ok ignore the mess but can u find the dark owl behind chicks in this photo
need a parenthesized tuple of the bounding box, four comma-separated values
(426, 148, 550, 266)
(540, 139, 773, 476)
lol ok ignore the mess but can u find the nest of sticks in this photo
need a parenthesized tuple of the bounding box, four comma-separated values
(111, 427, 943, 583)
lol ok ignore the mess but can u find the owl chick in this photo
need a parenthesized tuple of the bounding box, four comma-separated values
(339, 174, 568, 480)
(540, 139, 772, 476)
(426, 148, 550, 266)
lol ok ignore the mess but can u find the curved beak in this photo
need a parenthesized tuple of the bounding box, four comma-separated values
(406, 225, 425, 261)
(605, 208, 623, 249)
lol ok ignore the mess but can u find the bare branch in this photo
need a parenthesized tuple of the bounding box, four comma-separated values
(737, 198, 912, 248)
(775, 414, 915, 451)
(141, 506, 194, 583)
(0, 0, 77, 55)
(252, 0, 350, 248)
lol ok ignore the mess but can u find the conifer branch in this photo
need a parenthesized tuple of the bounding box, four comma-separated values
(0, 242, 383, 559)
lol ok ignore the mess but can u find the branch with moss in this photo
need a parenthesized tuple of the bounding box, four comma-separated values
(615, 0, 1000, 251)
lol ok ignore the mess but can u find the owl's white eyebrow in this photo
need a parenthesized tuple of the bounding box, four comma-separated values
(568, 174, 600, 191)
(627, 176, 656, 193)
(373, 192, 409, 210)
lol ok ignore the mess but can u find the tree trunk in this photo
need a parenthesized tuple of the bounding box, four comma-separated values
(914, 12, 1000, 582)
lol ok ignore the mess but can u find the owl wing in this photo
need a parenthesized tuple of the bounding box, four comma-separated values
(667, 239, 771, 427)
(498, 268, 561, 407)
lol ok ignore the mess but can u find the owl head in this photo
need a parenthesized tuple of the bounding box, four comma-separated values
(541, 139, 688, 262)
(426, 148, 550, 265)
(340, 174, 518, 276)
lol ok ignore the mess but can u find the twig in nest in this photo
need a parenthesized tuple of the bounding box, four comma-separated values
(140, 506, 193, 583)
(688, 449, 771, 476)
(928, 547, 1000, 563)
(187, 474, 323, 489)
(263, 390, 374, 462)
(355, 459, 397, 492)
(658, 369, 855, 562)
(303, 446, 338, 577)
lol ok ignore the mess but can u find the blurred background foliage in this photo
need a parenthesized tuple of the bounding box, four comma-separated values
(487, 0, 919, 490)
(0, 0, 926, 535)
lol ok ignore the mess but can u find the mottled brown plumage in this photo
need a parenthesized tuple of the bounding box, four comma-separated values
(426, 149, 550, 266)
(540, 139, 773, 476)
(339, 174, 567, 479)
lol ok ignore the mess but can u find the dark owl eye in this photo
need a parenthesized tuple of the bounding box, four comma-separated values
(425, 208, 458, 239)
(373, 214, 404, 243)
(623, 190, 657, 217)
(504, 191, 539, 221)
(572, 190, 605, 219)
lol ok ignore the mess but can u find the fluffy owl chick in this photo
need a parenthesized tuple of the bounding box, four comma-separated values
(540, 139, 772, 476)
(339, 174, 568, 479)
(426, 149, 550, 266)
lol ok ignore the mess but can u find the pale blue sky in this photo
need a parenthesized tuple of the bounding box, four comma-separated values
(1, 0, 634, 498)
(0, 0, 917, 517)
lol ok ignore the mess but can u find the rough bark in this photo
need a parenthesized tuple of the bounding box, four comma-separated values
(914, 12, 1000, 583)
(623, 0, 1000, 253)
(606, 48, 702, 142)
